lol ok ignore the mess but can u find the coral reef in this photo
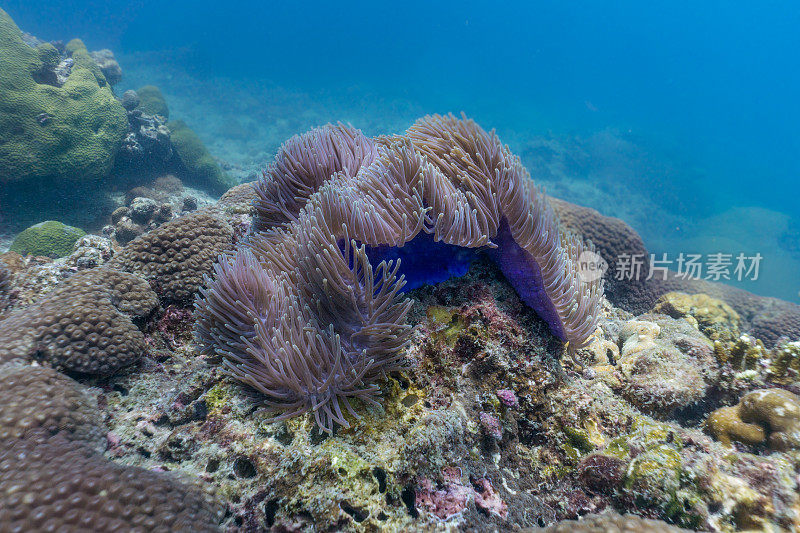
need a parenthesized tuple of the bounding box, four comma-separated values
(136, 84, 170, 119)
(110, 195, 174, 244)
(110, 210, 233, 303)
(0, 432, 223, 533)
(9, 220, 86, 258)
(769, 340, 800, 384)
(524, 511, 693, 532)
(0, 362, 105, 448)
(67, 234, 116, 269)
(0, 8, 127, 184)
(0, 267, 158, 375)
(168, 119, 235, 193)
(89, 48, 122, 85)
(93, 250, 800, 531)
(550, 198, 655, 314)
(653, 291, 741, 340)
(216, 181, 258, 214)
(0, 260, 11, 294)
(656, 275, 800, 348)
(117, 93, 173, 171)
(608, 317, 718, 417)
(547, 188, 800, 348)
(198, 115, 603, 433)
(707, 388, 800, 451)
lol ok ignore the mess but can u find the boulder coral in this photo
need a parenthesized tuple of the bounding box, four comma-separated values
(136, 85, 169, 119)
(168, 119, 236, 193)
(110, 210, 234, 303)
(0, 8, 127, 184)
(9, 220, 86, 258)
(196, 114, 603, 433)
(0, 267, 158, 375)
(0, 360, 223, 531)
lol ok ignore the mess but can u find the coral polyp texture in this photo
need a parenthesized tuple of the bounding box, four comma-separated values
(0, 362, 105, 448)
(110, 210, 233, 303)
(0, 267, 158, 375)
(196, 114, 603, 432)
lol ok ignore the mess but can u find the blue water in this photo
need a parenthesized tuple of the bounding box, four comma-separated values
(5, 1, 799, 302)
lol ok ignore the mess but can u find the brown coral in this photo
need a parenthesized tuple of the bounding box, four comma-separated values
(111, 211, 233, 303)
(0, 362, 105, 448)
(0, 267, 157, 375)
(0, 431, 222, 532)
(216, 181, 257, 214)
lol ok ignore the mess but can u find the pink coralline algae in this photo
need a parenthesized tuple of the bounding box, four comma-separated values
(472, 477, 509, 519)
(416, 468, 472, 520)
(416, 467, 508, 521)
(497, 389, 519, 408)
(479, 411, 503, 441)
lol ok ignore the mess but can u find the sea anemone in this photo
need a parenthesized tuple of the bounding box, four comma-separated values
(196, 114, 603, 432)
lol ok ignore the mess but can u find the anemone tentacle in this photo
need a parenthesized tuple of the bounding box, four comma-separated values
(196, 113, 604, 433)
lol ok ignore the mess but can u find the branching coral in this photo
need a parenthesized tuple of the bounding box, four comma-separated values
(196, 114, 603, 432)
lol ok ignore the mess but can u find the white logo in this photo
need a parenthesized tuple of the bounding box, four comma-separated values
(577, 251, 608, 283)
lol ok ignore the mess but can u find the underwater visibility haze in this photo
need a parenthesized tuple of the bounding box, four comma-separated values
(1, 1, 800, 532)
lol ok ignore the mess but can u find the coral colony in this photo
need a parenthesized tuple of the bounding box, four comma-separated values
(5, 7, 800, 530)
(195, 114, 603, 433)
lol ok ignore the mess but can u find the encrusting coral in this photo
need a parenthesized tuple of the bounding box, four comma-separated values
(706, 388, 800, 450)
(196, 114, 603, 433)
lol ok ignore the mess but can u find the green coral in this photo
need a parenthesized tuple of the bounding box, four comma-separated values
(168, 119, 235, 194)
(0, 10, 127, 184)
(136, 85, 169, 119)
(9, 220, 85, 258)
